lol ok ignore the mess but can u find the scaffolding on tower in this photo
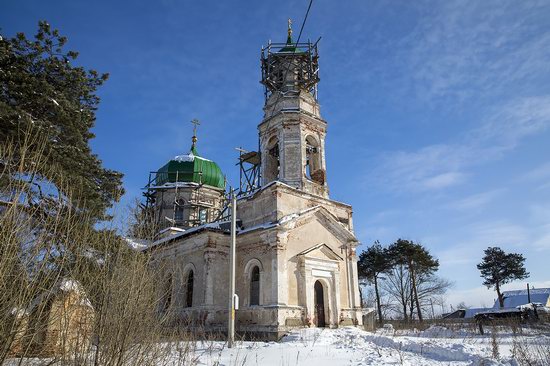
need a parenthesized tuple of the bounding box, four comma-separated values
(260, 37, 321, 102)
(235, 147, 261, 196)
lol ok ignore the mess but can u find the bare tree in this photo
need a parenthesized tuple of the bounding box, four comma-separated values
(381, 262, 413, 320)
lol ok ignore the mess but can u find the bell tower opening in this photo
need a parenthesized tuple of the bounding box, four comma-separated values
(264, 136, 280, 183)
(305, 135, 324, 185)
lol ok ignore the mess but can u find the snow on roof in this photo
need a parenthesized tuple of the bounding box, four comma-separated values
(158, 226, 185, 234)
(172, 152, 213, 163)
(148, 181, 201, 190)
(149, 221, 226, 249)
(59, 278, 83, 292)
(502, 288, 550, 296)
(27, 278, 94, 312)
(237, 222, 277, 235)
(173, 152, 195, 162)
(477, 307, 523, 315)
(493, 288, 550, 308)
(237, 205, 320, 235)
(463, 308, 492, 318)
(124, 237, 150, 251)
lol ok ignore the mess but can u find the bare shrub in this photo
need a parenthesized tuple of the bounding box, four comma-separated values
(0, 133, 199, 365)
(512, 334, 550, 366)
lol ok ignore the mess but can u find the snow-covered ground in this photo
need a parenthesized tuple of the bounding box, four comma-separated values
(185, 325, 549, 366)
(5, 325, 549, 365)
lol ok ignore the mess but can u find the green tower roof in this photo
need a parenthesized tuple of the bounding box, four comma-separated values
(278, 18, 305, 53)
(156, 142, 225, 189)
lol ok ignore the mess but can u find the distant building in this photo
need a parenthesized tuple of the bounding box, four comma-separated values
(8, 279, 94, 358)
(442, 307, 491, 319)
(493, 288, 550, 309)
(443, 287, 550, 320)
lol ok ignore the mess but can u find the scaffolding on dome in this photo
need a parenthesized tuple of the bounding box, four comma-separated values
(143, 169, 231, 231)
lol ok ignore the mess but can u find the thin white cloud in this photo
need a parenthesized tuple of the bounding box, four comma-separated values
(397, 1, 550, 104)
(366, 1, 550, 193)
(373, 95, 550, 192)
(533, 228, 550, 250)
(523, 162, 550, 182)
(449, 189, 505, 211)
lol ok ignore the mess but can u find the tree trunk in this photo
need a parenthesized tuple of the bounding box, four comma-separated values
(409, 282, 415, 320)
(496, 282, 504, 308)
(398, 266, 408, 321)
(374, 276, 383, 325)
(410, 262, 423, 321)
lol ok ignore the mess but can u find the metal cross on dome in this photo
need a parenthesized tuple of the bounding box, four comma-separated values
(191, 118, 201, 136)
(190, 118, 200, 148)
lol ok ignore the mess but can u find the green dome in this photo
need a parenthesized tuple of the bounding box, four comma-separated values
(156, 146, 225, 189)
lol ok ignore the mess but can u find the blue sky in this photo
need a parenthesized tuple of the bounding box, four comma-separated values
(3, 0, 550, 307)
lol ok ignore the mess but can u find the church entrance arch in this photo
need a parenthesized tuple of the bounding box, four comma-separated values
(314, 280, 326, 327)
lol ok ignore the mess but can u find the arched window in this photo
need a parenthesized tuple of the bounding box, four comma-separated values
(305, 136, 324, 185)
(264, 136, 280, 182)
(163, 274, 172, 311)
(174, 198, 185, 221)
(250, 266, 260, 306)
(185, 270, 194, 308)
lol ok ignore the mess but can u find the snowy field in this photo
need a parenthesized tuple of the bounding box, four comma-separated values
(5, 325, 550, 365)
(183, 325, 550, 366)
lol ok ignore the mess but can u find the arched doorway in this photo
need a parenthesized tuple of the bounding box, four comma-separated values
(314, 280, 326, 327)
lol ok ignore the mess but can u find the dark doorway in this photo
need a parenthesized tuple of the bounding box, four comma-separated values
(314, 280, 326, 327)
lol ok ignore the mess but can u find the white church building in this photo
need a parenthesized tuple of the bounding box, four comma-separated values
(143, 23, 366, 339)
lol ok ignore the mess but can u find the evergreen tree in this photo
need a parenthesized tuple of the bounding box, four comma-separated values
(358, 241, 392, 325)
(0, 21, 123, 224)
(388, 239, 439, 321)
(477, 247, 529, 308)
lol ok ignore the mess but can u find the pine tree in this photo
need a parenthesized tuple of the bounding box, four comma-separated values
(388, 239, 439, 321)
(477, 247, 529, 308)
(358, 241, 392, 325)
(0, 21, 123, 224)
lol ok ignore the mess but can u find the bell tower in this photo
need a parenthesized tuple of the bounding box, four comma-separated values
(259, 20, 329, 198)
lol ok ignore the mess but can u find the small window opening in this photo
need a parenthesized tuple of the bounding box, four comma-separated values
(265, 136, 280, 182)
(250, 266, 260, 306)
(185, 270, 194, 308)
(174, 198, 185, 221)
(199, 208, 208, 225)
(163, 274, 172, 311)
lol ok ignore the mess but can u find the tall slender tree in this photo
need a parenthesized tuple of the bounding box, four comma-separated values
(358, 241, 392, 324)
(477, 247, 529, 308)
(388, 239, 439, 321)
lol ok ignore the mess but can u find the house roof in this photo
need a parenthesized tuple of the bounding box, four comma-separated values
(493, 288, 550, 308)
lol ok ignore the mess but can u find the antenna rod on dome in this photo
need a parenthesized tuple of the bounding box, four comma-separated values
(190, 118, 201, 148)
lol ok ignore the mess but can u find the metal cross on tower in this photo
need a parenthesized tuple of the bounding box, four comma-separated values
(191, 118, 200, 147)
